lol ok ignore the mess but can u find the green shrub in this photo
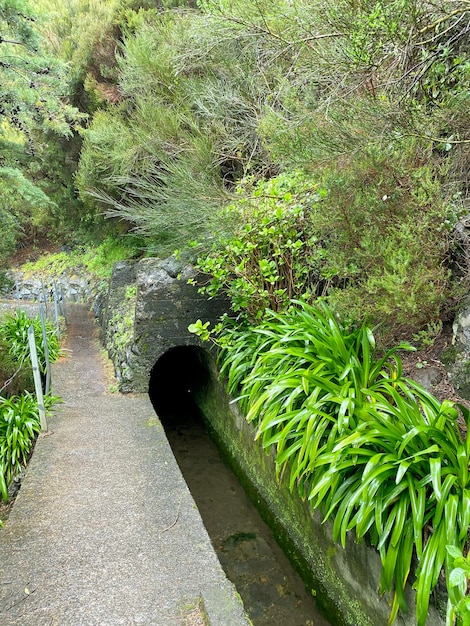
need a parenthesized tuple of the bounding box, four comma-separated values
(0, 310, 62, 502)
(0, 310, 60, 399)
(216, 301, 470, 626)
(0, 393, 41, 501)
(74, 7, 281, 254)
(0, 392, 58, 503)
(0, 337, 34, 398)
(82, 237, 139, 278)
(313, 142, 457, 331)
(194, 171, 331, 318)
(0, 310, 61, 503)
(195, 154, 457, 336)
(446, 545, 470, 624)
(0, 311, 60, 374)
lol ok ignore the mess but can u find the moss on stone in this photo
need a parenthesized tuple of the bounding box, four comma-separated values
(441, 345, 459, 367)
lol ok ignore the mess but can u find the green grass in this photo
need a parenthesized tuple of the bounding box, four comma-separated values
(20, 236, 140, 280)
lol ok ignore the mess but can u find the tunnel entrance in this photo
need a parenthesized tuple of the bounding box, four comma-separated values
(148, 345, 210, 421)
(149, 346, 331, 626)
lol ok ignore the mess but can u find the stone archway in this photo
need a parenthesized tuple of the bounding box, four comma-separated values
(101, 257, 229, 393)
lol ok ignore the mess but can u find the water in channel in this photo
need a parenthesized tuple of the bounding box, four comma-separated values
(150, 359, 332, 626)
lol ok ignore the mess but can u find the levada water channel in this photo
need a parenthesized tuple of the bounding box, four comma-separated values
(149, 347, 333, 626)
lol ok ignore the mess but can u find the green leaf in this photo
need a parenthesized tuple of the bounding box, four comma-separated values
(407, 476, 426, 558)
(395, 460, 410, 484)
(0, 465, 8, 503)
(429, 456, 442, 500)
(390, 520, 414, 618)
(449, 567, 467, 589)
(390, 495, 409, 548)
(433, 474, 457, 528)
(415, 523, 446, 626)
(446, 545, 464, 561)
(459, 489, 470, 541)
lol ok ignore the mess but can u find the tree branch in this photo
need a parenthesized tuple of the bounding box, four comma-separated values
(418, 7, 470, 36)
(0, 36, 26, 46)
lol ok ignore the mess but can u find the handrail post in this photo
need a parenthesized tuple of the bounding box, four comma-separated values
(28, 325, 48, 432)
(39, 305, 51, 396)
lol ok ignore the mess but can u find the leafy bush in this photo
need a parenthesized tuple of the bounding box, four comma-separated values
(194, 171, 332, 317)
(74, 6, 281, 253)
(82, 237, 141, 278)
(0, 337, 34, 398)
(0, 309, 61, 503)
(0, 167, 57, 244)
(0, 392, 58, 503)
(216, 301, 470, 625)
(446, 545, 470, 624)
(0, 311, 60, 375)
(65, 0, 469, 276)
(0, 393, 42, 502)
(195, 158, 457, 336)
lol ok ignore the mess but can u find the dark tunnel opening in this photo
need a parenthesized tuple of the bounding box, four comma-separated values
(148, 345, 211, 422)
(148, 345, 332, 626)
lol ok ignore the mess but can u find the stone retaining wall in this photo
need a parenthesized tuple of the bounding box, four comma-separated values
(5, 272, 94, 304)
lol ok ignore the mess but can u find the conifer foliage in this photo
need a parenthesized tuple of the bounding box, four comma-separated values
(0, 0, 83, 149)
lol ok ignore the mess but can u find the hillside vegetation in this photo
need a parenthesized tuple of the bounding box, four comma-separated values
(2, 1, 470, 624)
(74, 0, 470, 337)
(1, 0, 469, 337)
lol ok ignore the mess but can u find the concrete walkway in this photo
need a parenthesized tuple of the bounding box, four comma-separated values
(0, 304, 250, 626)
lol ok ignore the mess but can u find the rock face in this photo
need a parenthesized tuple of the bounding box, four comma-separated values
(101, 257, 229, 393)
(445, 295, 470, 399)
(409, 366, 443, 390)
(5, 272, 93, 303)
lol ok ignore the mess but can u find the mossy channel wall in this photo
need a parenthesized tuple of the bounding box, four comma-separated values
(194, 354, 444, 626)
(101, 258, 445, 626)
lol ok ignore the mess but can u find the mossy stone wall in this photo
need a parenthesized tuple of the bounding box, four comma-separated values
(195, 354, 444, 626)
(101, 257, 229, 392)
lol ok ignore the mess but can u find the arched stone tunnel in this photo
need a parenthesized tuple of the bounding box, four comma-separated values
(100, 257, 229, 393)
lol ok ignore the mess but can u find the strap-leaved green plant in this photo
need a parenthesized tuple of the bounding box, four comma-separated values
(0, 310, 60, 373)
(217, 301, 470, 625)
(0, 311, 61, 503)
(0, 392, 58, 503)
